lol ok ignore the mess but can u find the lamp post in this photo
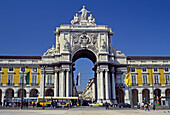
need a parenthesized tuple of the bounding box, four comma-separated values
(21, 67, 24, 109)
(42, 66, 46, 109)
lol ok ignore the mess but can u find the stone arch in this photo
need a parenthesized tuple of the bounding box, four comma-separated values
(0, 89, 2, 103)
(72, 49, 97, 63)
(165, 88, 170, 101)
(30, 89, 39, 97)
(18, 89, 26, 98)
(116, 88, 124, 103)
(5, 88, 14, 98)
(142, 89, 150, 103)
(45, 89, 54, 96)
(132, 89, 138, 106)
(154, 88, 161, 104)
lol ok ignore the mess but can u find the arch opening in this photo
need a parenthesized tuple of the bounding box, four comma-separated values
(72, 49, 97, 63)
(72, 49, 96, 102)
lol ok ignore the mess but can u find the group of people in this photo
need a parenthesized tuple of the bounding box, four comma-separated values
(141, 102, 156, 111)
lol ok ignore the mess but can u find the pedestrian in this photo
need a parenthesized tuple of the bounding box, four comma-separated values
(147, 102, 150, 111)
(105, 101, 109, 110)
(33, 102, 35, 108)
(153, 102, 155, 110)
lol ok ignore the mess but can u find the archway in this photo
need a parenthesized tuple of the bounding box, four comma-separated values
(18, 89, 26, 98)
(30, 89, 38, 97)
(45, 89, 54, 96)
(5, 88, 14, 102)
(72, 49, 97, 101)
(165, 89, 170, 101)
(142, 89, 150, 103)
(116, 88, 124, 103)
(132, 89, 138, 106)
(154, 89, 161, 104)
(5, 88, 14, 98)
(0, 89, 2, 103)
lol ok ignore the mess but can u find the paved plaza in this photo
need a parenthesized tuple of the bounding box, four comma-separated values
(0, 108, 170, 115)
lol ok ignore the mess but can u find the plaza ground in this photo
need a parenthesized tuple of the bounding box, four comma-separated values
(0, 107, 170, 115)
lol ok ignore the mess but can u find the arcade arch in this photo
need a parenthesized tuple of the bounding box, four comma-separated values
(18, 89, 26, 98)
(132, 89, 138, 106)
(45, 89, 54, 96)
(165, 89, 170, 101)
(30, 89, 39, 97)
(5, 88, 14, 98)
(154, 89, 161, 104)
(116, 88, 124, 103)
(142, 89, 150, 103)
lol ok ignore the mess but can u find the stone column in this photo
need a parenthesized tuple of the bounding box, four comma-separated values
(92, 82, 95, 101)
(112, 72, 116, 102)
(1, 92, 5, 106)
(54, 70, 59, 97)
(100, 70, 104, 100)
(97, 70, 100, 101)
(105, 70, 109, 100)
(70, 71, 72, 97)
(26, 92, 29, 98)
(40, 68, 45, 98)
(59, 70, 65, 97)
(66, 69, 70, 97)
(138, 91, 143, 104)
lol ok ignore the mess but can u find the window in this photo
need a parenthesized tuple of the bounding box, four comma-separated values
(143, 75, 148, 84)
(9, 67, 14, 71)
(32, 75, 37, 85)
(154, 75, 159, 84)
(32, 67, 37, 72)
(0, 67, 2, 71)
(20, 67, 26, 72)
(131, 75, 136, 85)
(142, 68, 147, 72)
(116, 75, 122, 83)
(8, 75, 13, 85)
(164, 68, 169, 72)
(153, 68, 158, 72)
(20, 74, 25, 84)
(47, 75, 52, 85)
(165, 75, 169, 84)
(131, 68, 135, 72)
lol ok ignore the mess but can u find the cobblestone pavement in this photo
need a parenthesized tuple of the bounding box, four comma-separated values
(0, 107, 170, 115)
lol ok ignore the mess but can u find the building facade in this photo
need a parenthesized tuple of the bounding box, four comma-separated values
(0, 6, 169, 106)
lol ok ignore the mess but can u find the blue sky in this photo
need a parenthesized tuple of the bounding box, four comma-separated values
(0, 0, 170, 91)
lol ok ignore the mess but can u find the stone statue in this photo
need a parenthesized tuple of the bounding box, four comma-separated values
(71, 13, 79, 25)
(77, 6, 92, 20)
(43, 45, 57, 56)
(64, 39, 70, 51)
(101, 39, 106, 49)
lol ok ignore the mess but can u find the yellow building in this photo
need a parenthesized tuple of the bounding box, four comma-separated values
(0, 56, 42, 105)
(126, 56, 170, 106)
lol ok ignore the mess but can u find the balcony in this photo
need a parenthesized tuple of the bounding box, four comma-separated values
(143, 83, 150, 86)
(7, 83, 14, 86)
(31, 83, 38, 86)
(45, 83, 54, 88)
(131, 83, 138, 86)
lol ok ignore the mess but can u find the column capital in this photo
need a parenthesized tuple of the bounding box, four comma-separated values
(104, 69, 109, 72)
(66, 69, 70, 72)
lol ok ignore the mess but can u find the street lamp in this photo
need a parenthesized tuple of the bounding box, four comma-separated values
(42, 66, 46, 109)
(21, 66, 25, 109)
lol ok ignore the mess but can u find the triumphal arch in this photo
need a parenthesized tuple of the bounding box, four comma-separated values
(40, 6, 128, 103)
